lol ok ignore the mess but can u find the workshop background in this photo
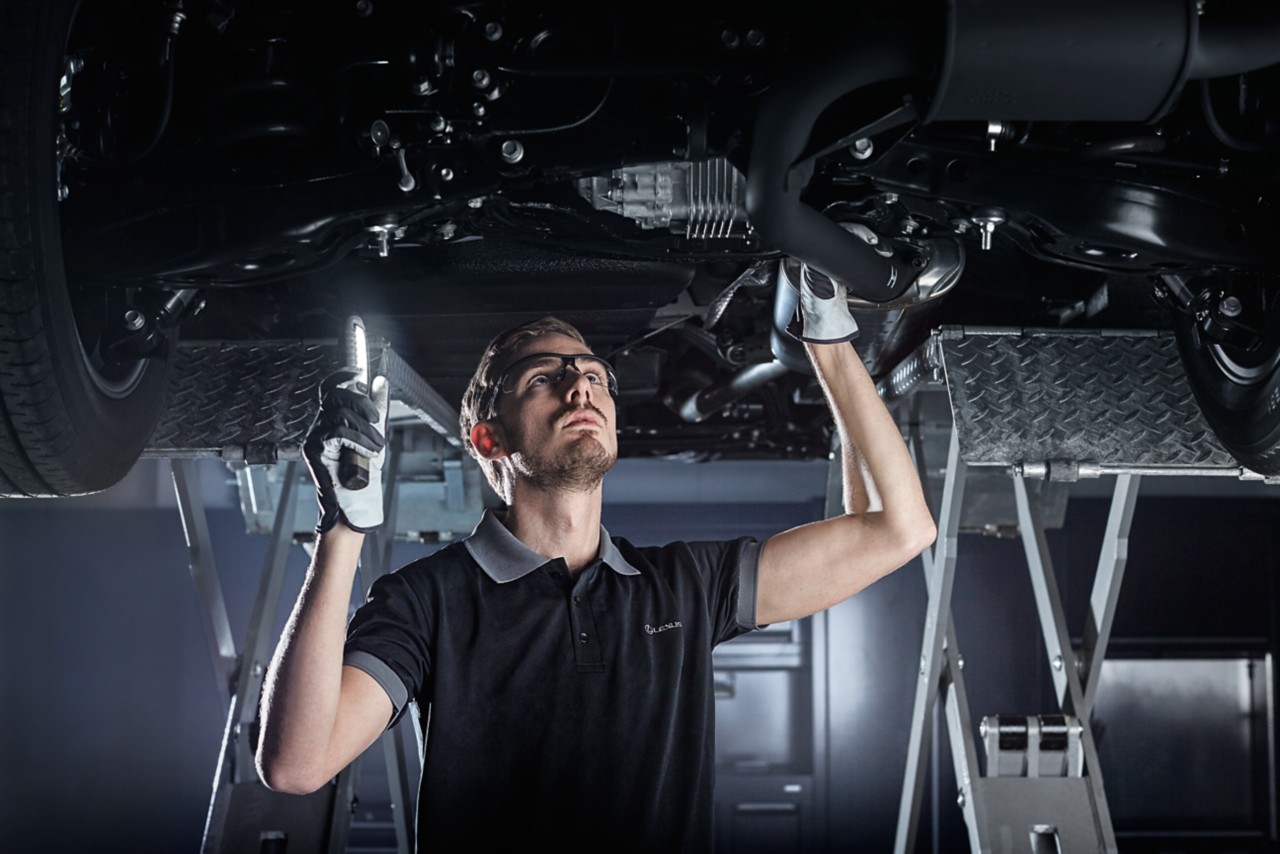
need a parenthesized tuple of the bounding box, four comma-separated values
(1, 458, 1277, 853)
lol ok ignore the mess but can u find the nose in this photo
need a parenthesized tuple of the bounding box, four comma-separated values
(561, 362, 596, 402)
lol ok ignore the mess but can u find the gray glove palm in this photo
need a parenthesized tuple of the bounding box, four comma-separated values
(789, 223, 887, 344)
(303, 371, 390, 534)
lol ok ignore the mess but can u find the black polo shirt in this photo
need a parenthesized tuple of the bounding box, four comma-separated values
(342, 509, 761, 851)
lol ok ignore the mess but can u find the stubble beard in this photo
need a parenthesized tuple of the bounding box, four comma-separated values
(513, 434, 616, 494)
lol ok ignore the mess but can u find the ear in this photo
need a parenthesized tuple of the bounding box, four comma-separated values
(469, 421, 507, 460)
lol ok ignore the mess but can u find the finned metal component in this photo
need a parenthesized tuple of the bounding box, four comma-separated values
(850, 137, 874, 160)
(577, 158, 750, 239)
(970, 207, 1006, 250)
(500, 139, 524, 164)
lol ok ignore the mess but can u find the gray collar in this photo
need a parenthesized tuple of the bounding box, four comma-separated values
(463, 508, 641, 584)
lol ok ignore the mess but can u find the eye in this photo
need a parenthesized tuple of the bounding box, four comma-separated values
(585, 372, 604, 385)
(526, 373, 553, 387)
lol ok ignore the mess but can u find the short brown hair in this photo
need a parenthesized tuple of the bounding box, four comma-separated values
(459, 316, 589, 500)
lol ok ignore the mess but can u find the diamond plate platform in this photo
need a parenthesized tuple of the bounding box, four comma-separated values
(143, 339, 460, 462)
(934, 326, 1241, 476)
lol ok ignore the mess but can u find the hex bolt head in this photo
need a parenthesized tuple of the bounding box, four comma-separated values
(850, 137, 874, 160)
(124, 309, 145, 331)
(1220, 295, 1243, 318)
(979, 718, 989, 739)
(1053, 655, 1064, 671)
(438, 167, 454, 181)
(500, 139, 525, 164)
(472, 69, 491, 89)
(484, 21, 503, 41)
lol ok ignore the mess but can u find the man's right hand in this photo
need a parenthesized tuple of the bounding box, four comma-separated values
(303, 370, 390, 534)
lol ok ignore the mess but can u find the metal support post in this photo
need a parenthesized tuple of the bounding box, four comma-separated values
(172, 459, 238, 698)
(1012, 478, 1119, 853)
(895, 429, 968, 854)
(1080, 475, 1141, 716)
(233, 461, 301, 785)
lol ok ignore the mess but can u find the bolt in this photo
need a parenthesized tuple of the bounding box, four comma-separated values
(746, 29, 765, 47)
(473, 102, 486, 118)
(438, 166, 454, 181)
(500, 138, 525, 164)
(468, 197, 484, 209)
(957, 791, 966, 808)
(252, 663, 264, 678)
(956, 655, 964, 670)
(979, 719, 989, 739)
(882, 192, 899, 206)
(472, 69, 491, 89)
(415, 77, 435, 97)
(1053, 655, 1064, 671)
(1220, 295, 1243, 318)
(850, 137, 874, 160)
(429, 115, 447, 133)
(355, 0, 373, 17)
(484, 21, 503, 41)
(437, 222, 457, 240)
(720, 29, 740, 49)
(124, 309, 145, 331)
(1195, 0, 1206, 14)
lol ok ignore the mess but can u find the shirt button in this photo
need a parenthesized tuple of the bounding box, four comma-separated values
(579, 632, 589, 644)
(573, 595, 582, 606)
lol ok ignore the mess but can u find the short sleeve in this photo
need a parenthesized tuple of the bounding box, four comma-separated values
(666, 536, 762, 646)
(343, 569, 433, 729)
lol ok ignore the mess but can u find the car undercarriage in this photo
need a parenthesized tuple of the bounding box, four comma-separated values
(2, 0, 1279, 496)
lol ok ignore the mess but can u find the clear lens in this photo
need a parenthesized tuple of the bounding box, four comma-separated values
(497, 353, 618, 396)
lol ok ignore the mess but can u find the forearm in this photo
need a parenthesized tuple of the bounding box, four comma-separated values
(256, 523, 365, 790)
(806, 341, 931, 536)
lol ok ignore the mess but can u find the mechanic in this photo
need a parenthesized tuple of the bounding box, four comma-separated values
(254, 272, 936, 850)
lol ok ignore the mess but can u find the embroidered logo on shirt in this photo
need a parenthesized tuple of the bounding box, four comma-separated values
(645, 621, 683, 635)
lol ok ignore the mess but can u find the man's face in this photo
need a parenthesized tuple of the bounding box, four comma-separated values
(492, 332, 618, 494)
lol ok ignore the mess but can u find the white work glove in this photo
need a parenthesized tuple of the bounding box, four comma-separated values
(303, 370, 390, 534)
(788, 223, 886, 344)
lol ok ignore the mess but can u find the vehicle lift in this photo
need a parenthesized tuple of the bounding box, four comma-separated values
(878, 327, 1269, 853)
(151, 327, 1271, 853)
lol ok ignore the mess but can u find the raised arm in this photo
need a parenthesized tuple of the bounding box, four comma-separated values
(756, 277, 935, 625)
(256, 374, 395, 794)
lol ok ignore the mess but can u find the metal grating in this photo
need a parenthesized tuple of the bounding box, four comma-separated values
(937, 327, 1238, 472)
(144, 338, 459, 462)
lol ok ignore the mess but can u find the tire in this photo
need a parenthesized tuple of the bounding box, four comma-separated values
(1173, 292, 1280, 476)
(0, 0, 173, 497)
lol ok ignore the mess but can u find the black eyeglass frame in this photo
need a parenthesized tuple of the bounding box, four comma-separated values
(483, 352, 619, 416)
